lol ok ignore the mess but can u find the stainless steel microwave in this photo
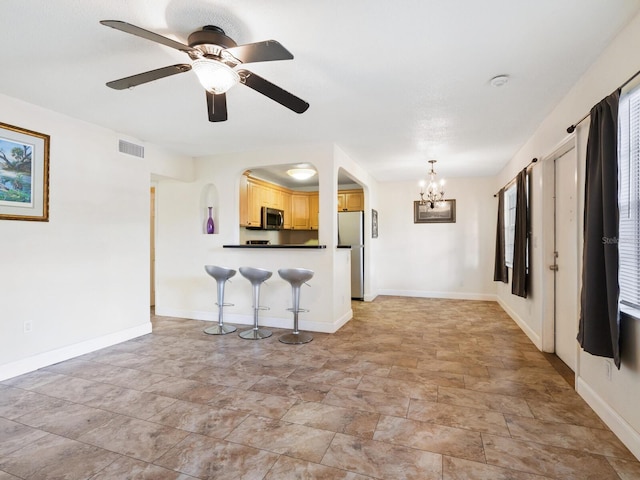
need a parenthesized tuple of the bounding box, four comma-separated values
(261, 206, 284, 230)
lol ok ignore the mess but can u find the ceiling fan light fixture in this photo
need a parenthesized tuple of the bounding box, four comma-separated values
(287, 168, 317, 180)
(192, 58, 240, 94)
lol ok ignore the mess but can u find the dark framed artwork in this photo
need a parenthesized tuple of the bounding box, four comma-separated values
(413, 199, 456, 224)
(0, 122, 50, 222)
(371, 209, 378, 238)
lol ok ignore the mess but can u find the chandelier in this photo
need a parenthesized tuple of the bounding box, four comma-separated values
(418, 160, 445, 209)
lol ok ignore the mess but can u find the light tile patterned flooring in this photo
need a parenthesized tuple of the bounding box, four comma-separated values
(1, 297, 639, 479)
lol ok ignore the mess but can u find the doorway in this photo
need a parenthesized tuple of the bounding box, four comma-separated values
(551, 146, 579, 371)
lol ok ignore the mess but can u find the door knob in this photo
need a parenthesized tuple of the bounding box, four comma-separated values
(549, 264, 559, 271)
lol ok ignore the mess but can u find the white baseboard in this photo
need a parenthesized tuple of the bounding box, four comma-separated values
(154, 308, 353, 334)
(377, 289, 497, 302)
(496, 297, 542, 350)
(0, 322, 152, 382)
(577, 377, 640, 461)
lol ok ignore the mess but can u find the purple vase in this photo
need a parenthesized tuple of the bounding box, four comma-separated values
(206, 207, 215, 234)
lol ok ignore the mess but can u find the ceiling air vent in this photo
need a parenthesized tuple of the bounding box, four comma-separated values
(118, 139, 144, 158)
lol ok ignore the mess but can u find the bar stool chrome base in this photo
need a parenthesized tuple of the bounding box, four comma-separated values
(204, 323, 237, 335)
(279, 331, 313, 344)
(239, 327, 272, 340)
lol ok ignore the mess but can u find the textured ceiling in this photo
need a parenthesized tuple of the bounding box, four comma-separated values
(1, 0, 639, 182)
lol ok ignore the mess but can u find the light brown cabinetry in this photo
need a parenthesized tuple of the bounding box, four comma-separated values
(241, 174, 364, 229)
(308, 193, 319, 230)
(337, 190, 364, 212)
(239, 174, 249, 226)
(290, 193, 310, 230)
(246, 181, 263, 227)
(240, 173, 291, 227)
(282, 191, 292, 229)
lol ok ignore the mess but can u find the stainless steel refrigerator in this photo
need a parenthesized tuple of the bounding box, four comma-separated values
(338, 211, 364, 300)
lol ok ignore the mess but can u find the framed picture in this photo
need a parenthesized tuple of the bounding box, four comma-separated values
(0, 122, 50, 222)
(371, 209, 378, 238)
(414, 199, 456, 224)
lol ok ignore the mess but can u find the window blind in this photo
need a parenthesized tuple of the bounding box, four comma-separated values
(619, 87, 640, 310)
(504, 184, 517, 268)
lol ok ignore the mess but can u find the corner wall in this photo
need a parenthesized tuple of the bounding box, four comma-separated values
(494, 12, 640, 460)
(375, 176, 496, 300)
(0, 94, 156, 380)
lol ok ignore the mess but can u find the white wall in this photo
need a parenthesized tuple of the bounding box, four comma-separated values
(0, 94, 155, 380)
(375, 176, 496, 300)
(494, 12, 640, 459)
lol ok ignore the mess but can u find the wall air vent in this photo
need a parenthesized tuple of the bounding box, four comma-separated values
(118, 139, 144, 158)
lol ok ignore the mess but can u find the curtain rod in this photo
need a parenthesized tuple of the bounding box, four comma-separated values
(566, 67, 640, 133)
(493, 158, 537, 197)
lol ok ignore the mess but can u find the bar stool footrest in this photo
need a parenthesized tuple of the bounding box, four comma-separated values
(286, 308, 309, 313)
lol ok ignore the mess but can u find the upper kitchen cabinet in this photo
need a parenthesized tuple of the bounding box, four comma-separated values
(309, 193, 319, 230)
(338, 189, 364, 212)
(240, 173, 265, 227)
(282, 191, 292, 230)
(290, 193, 310, 230)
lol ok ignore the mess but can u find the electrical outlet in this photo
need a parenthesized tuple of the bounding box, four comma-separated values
(23, 321, 33, 333)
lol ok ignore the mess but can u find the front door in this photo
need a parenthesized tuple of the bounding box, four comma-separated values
(553, 148, 579, 371)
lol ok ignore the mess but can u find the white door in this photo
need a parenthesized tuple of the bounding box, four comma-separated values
(554, 149, 578, 370)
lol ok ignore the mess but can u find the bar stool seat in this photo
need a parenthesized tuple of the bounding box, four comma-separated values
(278, 268, 314, 344)
(238, 267, 273, 340)
(203, 265, 237, 335)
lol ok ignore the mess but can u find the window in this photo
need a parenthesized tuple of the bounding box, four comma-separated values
(618, 86, 640, 310)
(504, 183, 517, 268)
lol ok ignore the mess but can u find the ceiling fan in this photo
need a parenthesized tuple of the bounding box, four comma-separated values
(100, 20, 309, 122)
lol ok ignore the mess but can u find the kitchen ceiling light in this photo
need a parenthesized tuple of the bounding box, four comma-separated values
(418, 160, 445, 209)
(287, 168, 317, 180)
(191, 58, 240, 94)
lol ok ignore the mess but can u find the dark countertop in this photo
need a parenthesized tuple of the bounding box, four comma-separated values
(223, 244, 327, 249)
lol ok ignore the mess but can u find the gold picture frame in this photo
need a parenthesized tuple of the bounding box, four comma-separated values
(413, 199, 456, 223)
(0, 122, 50, 222)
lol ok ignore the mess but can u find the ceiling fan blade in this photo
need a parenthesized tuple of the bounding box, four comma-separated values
(106, 64, 192, 90)
(237, 69, 309, 114)
(100, 20, 197, 54)
(206, 91, 228, 122)
(225, 41, 293, 64)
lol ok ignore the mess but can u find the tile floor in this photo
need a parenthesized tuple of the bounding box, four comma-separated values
(1, 297, 639, 479)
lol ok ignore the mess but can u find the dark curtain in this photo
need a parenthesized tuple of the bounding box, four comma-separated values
(493, 188, 508, 283)
(512, 169, 529, 297)
(577, 90, 621, 369)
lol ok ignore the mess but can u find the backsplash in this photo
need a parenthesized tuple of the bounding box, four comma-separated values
(240, 228, 319, 245)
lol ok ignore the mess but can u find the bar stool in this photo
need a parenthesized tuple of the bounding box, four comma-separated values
(203, 265, 237, 335)
(278, 268, 314, 344)
(238, 267, 273, 340)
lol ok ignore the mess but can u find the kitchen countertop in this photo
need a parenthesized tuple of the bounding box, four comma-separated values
(223, 244, 327, 249)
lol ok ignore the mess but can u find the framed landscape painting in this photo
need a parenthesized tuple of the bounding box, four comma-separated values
(0, 122, 50, 222)
(413, 199, 456, 223)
